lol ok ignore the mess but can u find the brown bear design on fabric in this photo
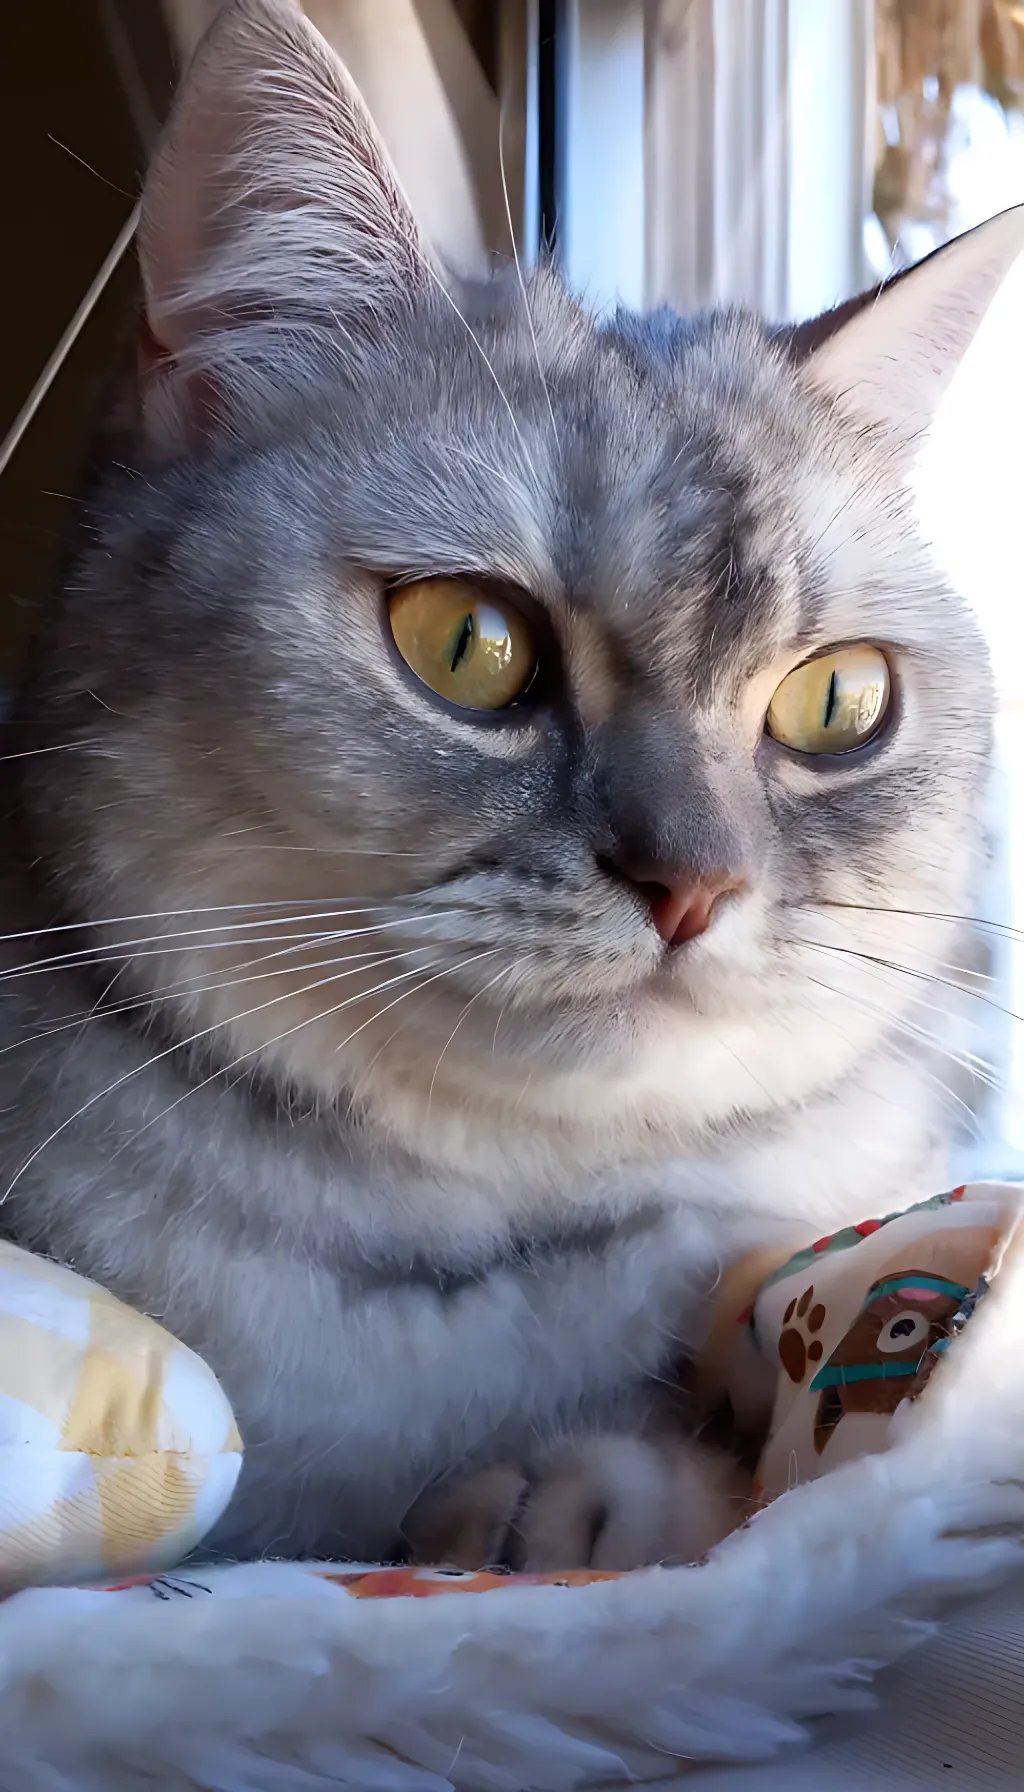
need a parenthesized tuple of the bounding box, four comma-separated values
(777, 1274, 970, 1454)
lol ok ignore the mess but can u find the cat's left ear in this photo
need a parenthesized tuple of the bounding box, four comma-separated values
(793, 206, 1024, 454)
(790, 209, 1024, 628)
(137, 0, 432, 442)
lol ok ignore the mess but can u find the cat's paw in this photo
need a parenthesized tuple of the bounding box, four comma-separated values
(402, 1434, 749, 1573)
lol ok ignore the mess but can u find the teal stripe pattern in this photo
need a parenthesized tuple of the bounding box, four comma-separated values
(810, 1360, 920, 1392)
(808, 1274, 969, 1392)
(862, 1273, 968, 1308)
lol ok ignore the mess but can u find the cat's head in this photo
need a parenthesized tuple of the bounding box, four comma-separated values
(25, 0, 1024, 1166)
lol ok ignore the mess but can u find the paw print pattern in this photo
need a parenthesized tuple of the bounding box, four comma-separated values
(777, 1284, 827, 1384)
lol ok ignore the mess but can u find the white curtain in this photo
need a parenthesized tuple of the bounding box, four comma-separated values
(553, 0, 872, 319)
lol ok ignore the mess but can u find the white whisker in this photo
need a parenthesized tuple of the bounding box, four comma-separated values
(0, 908, 463, 986)
(0, 947, 408, 1060)
(0, 894, 453, 945)
(801, 968, 1005, 1100)
(2, 946, 469, 1202)
(330, 949, 502, 1062)
(0, 739, 105, 763)
(499, 101, 558, 453)
(427, 964, 511, 1110)
(811, 899, 1024, 946)
(418, 259, 542, 491)
(792, 935, 1024, 1033)
(0, 202, 140, 484)
(117, 949, 502, 1153)
(210, 842, 436, 856)
(801, 976, 998, 1133)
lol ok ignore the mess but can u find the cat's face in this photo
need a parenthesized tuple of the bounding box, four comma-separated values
(26, 1, 1017, 1158)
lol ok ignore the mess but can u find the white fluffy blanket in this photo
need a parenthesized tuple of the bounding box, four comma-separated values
(1, 1233, 1023, 1792)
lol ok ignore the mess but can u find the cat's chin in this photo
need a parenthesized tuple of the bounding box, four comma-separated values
(186, 915, 886, 1174)
(321, 976, 873, 1178)
(355, 967, 794, 1100)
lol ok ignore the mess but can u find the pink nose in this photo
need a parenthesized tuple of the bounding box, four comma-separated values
(644, 876, 744, 947)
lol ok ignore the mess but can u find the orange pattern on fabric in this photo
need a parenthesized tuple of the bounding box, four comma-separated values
(318, 1566, 627, 1599)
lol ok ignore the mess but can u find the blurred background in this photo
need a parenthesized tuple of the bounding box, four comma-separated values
(2, 0, 1024, 1171)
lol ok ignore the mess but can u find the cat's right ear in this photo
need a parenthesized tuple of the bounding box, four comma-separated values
(137, 0, 431, 448)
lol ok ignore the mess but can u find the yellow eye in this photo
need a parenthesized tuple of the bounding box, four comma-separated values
(766, 645, 891, 756)
(388, 577, 536, 711)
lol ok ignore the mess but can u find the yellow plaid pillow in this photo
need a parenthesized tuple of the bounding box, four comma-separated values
(0, 1242, 242, 1590)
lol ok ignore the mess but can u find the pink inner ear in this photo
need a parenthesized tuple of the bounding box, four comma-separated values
(137, 318, 172, 379)
(894, 1286, 941, 1301)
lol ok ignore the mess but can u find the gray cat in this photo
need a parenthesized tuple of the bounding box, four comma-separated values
(0, 0, 1017, 1569)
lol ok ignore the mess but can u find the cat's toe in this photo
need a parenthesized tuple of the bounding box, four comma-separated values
(403, 1435, 748, 1574)
(402, 1462, 530, 1569)
(518, 1434, 748, 1572)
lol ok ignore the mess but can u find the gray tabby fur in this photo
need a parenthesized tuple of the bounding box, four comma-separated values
(0, 0, 1004, 1565)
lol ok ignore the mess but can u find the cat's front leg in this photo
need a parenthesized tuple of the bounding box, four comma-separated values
(402, 1432, 749, 1573)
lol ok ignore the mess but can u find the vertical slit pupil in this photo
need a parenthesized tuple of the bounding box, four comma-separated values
(823, 669, 838, 728)
(450, 613, 474, 672)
